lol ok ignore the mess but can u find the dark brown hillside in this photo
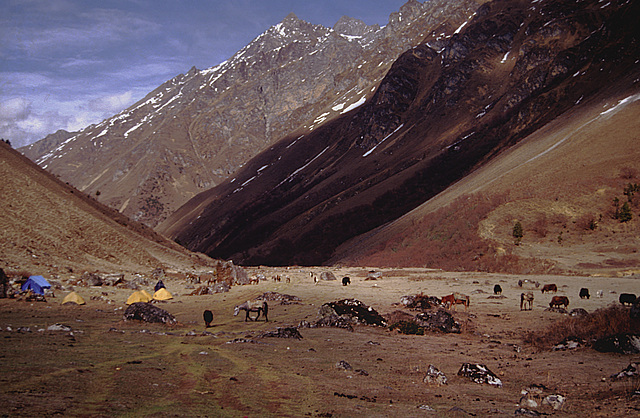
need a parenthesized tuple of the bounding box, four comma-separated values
(0, 141, 215, 275)
(332, 89, 640, 274)
(161, 0, 640, 266)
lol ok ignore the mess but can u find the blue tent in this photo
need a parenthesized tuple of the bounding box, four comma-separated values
(21, 275, 51, 295)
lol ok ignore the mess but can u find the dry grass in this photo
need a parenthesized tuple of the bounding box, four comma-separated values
(359, 193, 560, 273)
(523, 304, 640, 350)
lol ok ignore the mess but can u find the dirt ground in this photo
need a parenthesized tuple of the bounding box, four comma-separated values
(1, 267, 639, 417)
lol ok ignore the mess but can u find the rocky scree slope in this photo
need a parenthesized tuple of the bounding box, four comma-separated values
(20, 0, 482, 228)
(160, 0, 640, 266)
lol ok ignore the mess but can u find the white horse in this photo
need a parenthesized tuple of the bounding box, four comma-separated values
(233, 300, 269, 322)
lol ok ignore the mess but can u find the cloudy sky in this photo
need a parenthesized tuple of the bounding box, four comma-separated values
(1, 0, 408, 148)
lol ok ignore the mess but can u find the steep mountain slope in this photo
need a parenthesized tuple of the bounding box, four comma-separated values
(0, 141, 214, 275)
(20, 0, 482, 227)
(331, 89, 640, 274)
(160, 0, 640, 266)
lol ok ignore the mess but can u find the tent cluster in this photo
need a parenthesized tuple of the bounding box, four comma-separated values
(125, 287, 173, 304)
(60, 279, 173, 306)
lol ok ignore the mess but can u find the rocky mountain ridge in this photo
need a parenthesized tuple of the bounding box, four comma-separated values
(21, 0, 482, 227)
(159, 0, 640, 267)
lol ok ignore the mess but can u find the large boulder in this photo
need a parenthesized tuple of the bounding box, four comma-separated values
(457, 363, 502, 387)
(400, 294, 442, 311)
(102, 273, 125, 286)
(257, 291, 301, 304)
(123, 302, 177, 325)
(81, 272, 103, 286)
(259, 327, 303, 339)
(188, 282, 230, 295)
(320, 271, 337, 281)
(611, 362, 640, 380)
(415, 309, 461, 333)
(315, 299, 386, 330)
(593, 334, 640, 354)
(215, 260, 249, 285)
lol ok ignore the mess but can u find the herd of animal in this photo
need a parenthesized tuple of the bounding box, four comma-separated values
(516, 283, 638, 311)
(204, 274, 639, 327)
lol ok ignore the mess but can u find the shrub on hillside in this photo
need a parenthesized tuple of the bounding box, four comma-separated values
(512, 221, 524, 245)
(576, 213, 598, 231)
(620, 167, 638, 180)
(531, 215, 548, 237)
(523, 304, 640, 350)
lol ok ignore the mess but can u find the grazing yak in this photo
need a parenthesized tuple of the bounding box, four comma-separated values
(520, 292, 534, 311)
(619, 293, 637, 306)
(493, 284, 502, 295)
(579, 288, 590, 299)
(541, 284, 558, 293)
(203, 310, 214, 327)
(549, 296, 570, 309)
(342, 276, 351, 286)
(234, 300, 269, 322)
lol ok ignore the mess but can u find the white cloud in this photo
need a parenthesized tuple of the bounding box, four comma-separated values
(0, 101, 67, 147)
(0, 72, 53, 91)
(88, 91, 135, 114)
(9, 8, 161, 57)
(0, 97, 32, 121)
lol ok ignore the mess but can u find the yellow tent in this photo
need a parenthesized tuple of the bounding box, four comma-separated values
(153, 287, 173, 301)
(126, 290, 152, 305)
(62, 291, 86, 305)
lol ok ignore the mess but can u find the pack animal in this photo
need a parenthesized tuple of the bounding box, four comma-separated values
(442, 293, 470, 310)
(234, 300, 269, 322)
(541, 284, 558, 293)
(579, 288, 590, 299)
(342, 277, 351, 286)
(493, 284, 502, 295)
(203, 310, 214, 327)
(520, 292, 534, 310)
(549, 296, 569, 309)
(619, 293, 637, 306)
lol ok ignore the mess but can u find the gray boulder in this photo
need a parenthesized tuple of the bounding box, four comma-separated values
(415, 309, 461, 333)
(542, 394, 566, 410)
(423, 364, 447, 386)
(320, 271, 337, 281)
(81, 272, 103, 286)
(569, 308, 588, 317)
(123, 302, 176, 325)
(316, 299, 386, 330)
(457, 363, 502, 387)
(593, 334, 640, 354)
(259, 327, 303, 339)
(611, 362, 640, 380)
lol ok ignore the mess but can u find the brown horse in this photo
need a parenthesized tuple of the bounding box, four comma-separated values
(442, 293, 470, 310)
(234, 300, 269, 322)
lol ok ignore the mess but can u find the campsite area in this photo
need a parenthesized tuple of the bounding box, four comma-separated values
(1, 267, 639, 417)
